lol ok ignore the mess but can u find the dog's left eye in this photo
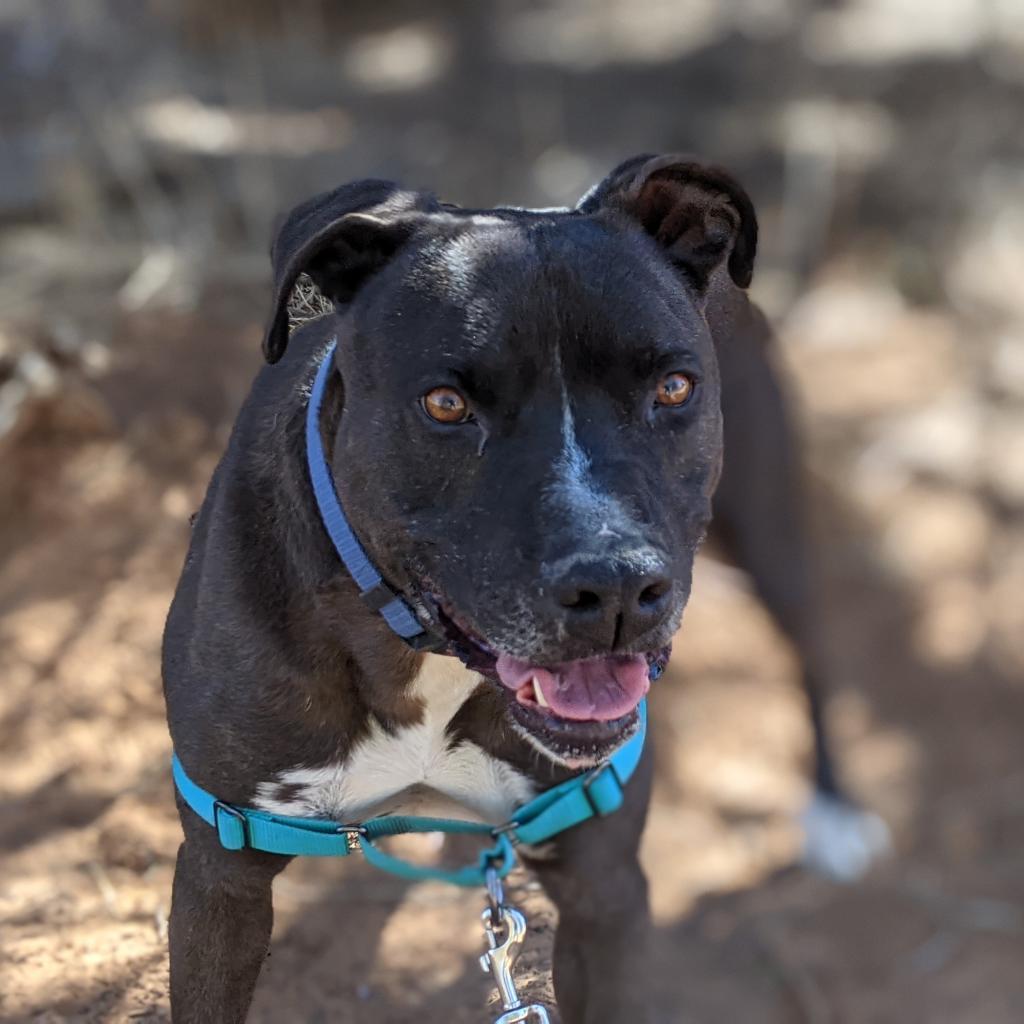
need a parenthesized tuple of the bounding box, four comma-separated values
(654, 372, 695, 408)
(421, 386, 472, 424)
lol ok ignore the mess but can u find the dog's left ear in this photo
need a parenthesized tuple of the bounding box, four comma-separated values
(578, 154, 757, 293)
(263, 180, 437, 363)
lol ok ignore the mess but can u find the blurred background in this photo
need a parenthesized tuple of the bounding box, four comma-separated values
(1, 1, 1022, 1021)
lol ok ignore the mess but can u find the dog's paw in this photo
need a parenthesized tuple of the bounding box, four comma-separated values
(799, 791, 891, 882)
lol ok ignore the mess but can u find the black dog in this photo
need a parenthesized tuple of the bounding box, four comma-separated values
(163, 154, 881, 1024)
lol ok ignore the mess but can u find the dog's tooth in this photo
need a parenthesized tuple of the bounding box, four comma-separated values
(533, 676, 551, 709)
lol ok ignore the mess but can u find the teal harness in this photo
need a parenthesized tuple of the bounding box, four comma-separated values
(172, 702, 644, 886)
(171, 340, 650, 887)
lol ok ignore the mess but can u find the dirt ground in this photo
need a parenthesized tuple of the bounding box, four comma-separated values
(2, 1, 1024, 1022)
(1, 280, 1022, 1023)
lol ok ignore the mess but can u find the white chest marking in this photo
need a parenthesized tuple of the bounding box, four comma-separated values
(252, 655, 535, 825)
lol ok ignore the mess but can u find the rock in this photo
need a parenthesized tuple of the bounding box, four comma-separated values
(987, 543, 1024, 677)
(983, 411, 1024, 507)
(913, 576, 988, 667)
(988, 333, 1024, 400)
(853, 391, 1024, 511)
(856, 390, 985, 493)
(784, 279, 907, 351)
(782, 278, 959, 419)
(947, 180, 1024, 320)
(882, 487, 991, 580)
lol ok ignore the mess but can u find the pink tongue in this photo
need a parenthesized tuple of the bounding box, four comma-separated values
(495, 653, 650, 722)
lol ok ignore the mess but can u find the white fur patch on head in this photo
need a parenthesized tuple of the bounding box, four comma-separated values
(436, 231, 484, 303)
(800, 791, 892, 882)
(412, 222, 530, 343)
(253, 654, 535, 825)
(426, 217, 527, 303)
(548, 350, 635, 539)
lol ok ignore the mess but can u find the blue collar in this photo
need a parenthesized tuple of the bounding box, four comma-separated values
(306, 338, 442, 650)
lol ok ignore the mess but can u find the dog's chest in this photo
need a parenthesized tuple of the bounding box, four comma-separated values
(252, 655, 535, 825)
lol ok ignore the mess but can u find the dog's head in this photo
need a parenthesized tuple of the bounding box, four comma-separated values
(265, 155, 757, 766)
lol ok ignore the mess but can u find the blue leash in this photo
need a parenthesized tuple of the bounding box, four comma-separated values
(172, 339, 650, 886)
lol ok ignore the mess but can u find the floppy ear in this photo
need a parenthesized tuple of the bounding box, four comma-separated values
(263, 179, 436, 363)
(578, 154, 757, 293)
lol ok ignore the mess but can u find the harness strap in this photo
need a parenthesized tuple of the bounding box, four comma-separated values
(172, 702, 646, 887)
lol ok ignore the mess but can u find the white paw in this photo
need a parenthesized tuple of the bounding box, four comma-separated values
(799, 792, 891, 882)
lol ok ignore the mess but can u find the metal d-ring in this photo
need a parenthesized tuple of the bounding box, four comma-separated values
(485, 864, 505, 919)
(335, 823, 367, 853)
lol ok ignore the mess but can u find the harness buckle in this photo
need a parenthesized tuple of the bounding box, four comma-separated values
(581, 763, 625, 817)
(213, 801, 248, 850)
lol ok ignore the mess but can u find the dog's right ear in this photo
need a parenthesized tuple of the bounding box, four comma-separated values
(263, 180, 435, 363)
(578, 154, 757, 295)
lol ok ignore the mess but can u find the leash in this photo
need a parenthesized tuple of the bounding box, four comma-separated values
(171, 339, 653, 1018)
(480, 865, 550, 1022)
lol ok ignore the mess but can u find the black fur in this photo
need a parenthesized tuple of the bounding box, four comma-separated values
(163, 154, 841, 1023)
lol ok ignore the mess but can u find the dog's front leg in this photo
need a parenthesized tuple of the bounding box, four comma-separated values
(526, 747, 655, 1024)
(169, 817, 291, 1024)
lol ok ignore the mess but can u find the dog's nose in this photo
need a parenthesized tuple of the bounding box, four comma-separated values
(548, 559, 673, 649)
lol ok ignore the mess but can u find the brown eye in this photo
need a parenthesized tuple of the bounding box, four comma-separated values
(421, 386, 470, 424)
(655, 372, 695, 408)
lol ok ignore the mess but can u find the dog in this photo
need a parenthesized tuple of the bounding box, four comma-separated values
(162, 154, 882, 1024)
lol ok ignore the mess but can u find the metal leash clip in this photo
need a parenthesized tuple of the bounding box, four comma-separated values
(480, 868, 551, 1024)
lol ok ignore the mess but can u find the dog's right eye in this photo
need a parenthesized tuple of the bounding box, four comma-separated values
(421, 386, 471, 424)
(654, 372, 695, 408)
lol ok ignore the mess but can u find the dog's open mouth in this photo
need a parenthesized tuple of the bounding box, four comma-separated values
(495, 653, 650, 720)
(429, 597, 668, 765)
